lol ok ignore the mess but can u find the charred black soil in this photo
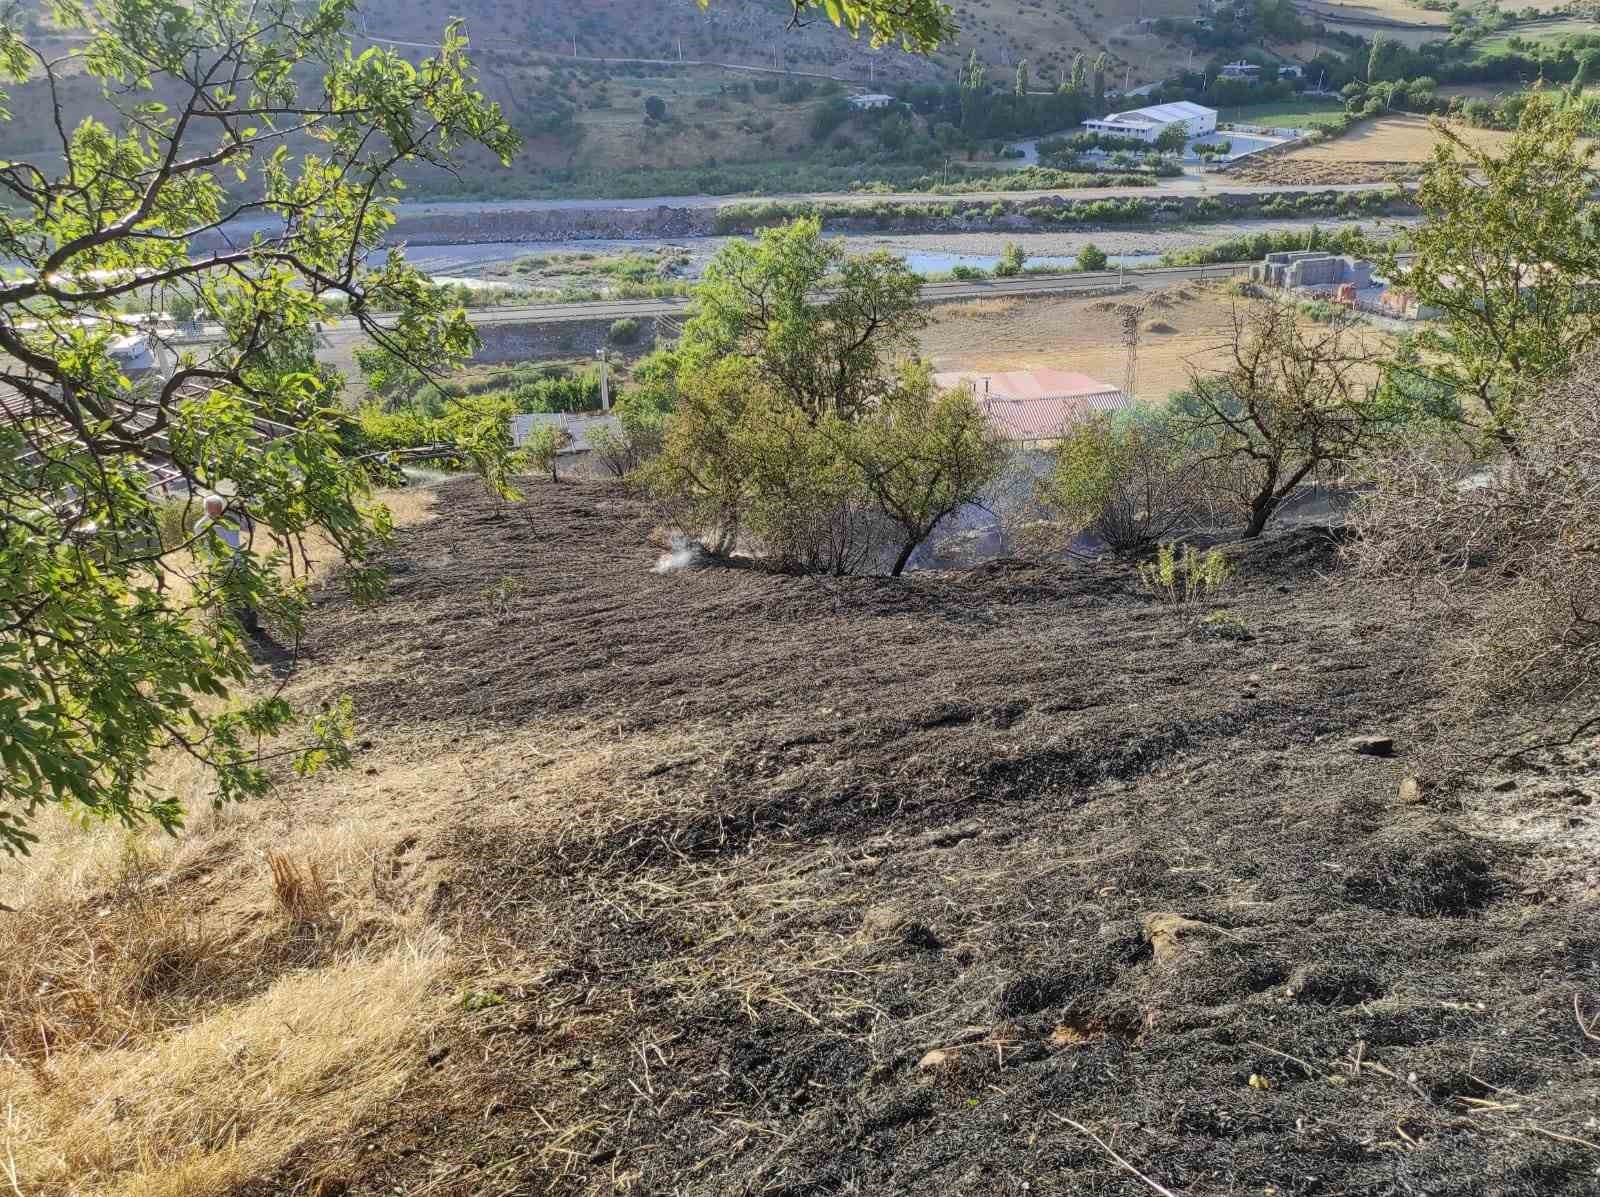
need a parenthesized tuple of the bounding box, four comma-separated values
(304, 478, 1600, 1197)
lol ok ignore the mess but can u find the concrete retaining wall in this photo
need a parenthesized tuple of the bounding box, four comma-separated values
(474, 317, 657, 364)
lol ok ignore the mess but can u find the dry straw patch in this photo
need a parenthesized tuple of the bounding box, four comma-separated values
(929, 297, 1026, 322)
(3, 938, 446, 1196)
(0, 496, 459, 1197)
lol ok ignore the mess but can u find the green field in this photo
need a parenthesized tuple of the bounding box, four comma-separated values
(1218, 99, 1350, 129)
(1474, 19, 1600, 55)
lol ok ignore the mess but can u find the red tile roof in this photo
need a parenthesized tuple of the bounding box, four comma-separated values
(933, 370, 1132, 442)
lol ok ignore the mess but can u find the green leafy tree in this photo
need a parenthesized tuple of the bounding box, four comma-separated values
(962, 49, 986, 91)
(647, 359, 1001, 576)
(1068, 53, 1087, 96)
(678, 217, 927, 421)
(645, 95, 667, 121)
(1367, 34, 1393, 83)
(458, 406, 528, 504)
(1154, 122, 1190, 154)
(525, 423, 572, 483)
(1076, 242, 1109, 272)
(589, 385, 673, 479)
(995, 241, 1028, 276)
(1015, 59, 1029, 96)
(0, 0, 516, 856)
(1037, 412, 1205, 552)
(1092, 52, 1108, 110)
(1571, 50, 1598, 100)
(844, 365, 1006, 575)
(780, 0, 956, 50)
(1390, 99, 1600, 449)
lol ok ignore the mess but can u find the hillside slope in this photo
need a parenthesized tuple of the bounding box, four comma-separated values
(0, 0, 1205, 199)
(9, 478, 1599, 1196)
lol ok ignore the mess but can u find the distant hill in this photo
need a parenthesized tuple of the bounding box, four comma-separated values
(0, 0, 1325, 200)
(343, 0, 1210, 196)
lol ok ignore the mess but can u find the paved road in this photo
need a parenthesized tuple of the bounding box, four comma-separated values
(300, 262, 1252, 352)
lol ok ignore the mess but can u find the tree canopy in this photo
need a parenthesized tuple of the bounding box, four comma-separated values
(678, 217, 927, 422)
(0, 0, 516, 854)
(1391, 97, 1600, 448)
(775, 0, 957, 51)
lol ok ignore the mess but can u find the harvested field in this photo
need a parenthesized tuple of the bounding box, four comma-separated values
(923, 283, 1244, 402)
(1231, 116, 1540, 185)
(10, 478, 1600, 1196)
(1299, 0, 1453, 25)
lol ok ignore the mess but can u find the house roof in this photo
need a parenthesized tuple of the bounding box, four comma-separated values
(933, 369, 1132, 442)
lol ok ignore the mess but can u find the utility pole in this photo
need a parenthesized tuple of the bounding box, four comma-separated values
(573, 35, 577, 57)
(596, 348, 610, 411)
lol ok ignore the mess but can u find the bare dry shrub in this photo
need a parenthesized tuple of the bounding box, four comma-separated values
(1184, 302, 1382, 537)
(1349, 360, 1600, 709)
(974, 449, 1051, 557)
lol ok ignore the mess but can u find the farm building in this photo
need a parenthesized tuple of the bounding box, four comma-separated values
(847, 93, 895, 111)
(1084, 100, 1216, 144)
(933, 369, 1132, 448)
(1251, 251, 1374, 290)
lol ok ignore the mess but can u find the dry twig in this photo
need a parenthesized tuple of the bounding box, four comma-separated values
(1050, 1114, 1186, 1197)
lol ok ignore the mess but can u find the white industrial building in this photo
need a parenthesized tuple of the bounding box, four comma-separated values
(846, 93, 896, 111)
(1084, 100, 1216, 143)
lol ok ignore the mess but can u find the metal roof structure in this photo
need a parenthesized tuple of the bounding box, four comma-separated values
(511, 411, 622, 453)
(1095, 100, 1216, 127)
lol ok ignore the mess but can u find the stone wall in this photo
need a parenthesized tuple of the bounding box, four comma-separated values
(472, 316, 657, 364)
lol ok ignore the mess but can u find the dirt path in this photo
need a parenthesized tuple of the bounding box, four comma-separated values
(282, 479, 1600, 1197)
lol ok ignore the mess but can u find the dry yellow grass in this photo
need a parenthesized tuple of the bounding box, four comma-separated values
(0, 484, 451, 1197)
(1288, 115, 1520, 163)
(0, 723, 460, 1195)
(922, 283, 1245, 403)
(928, 297, 1027, 322)
(4, 939, 446, 1196)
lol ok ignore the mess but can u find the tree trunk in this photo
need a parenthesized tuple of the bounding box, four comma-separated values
(1243, 491, 1275, 539)
(891, 538, 919, 577)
